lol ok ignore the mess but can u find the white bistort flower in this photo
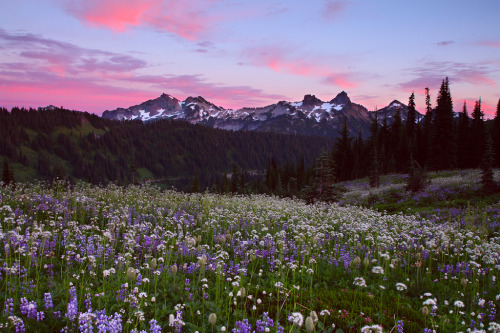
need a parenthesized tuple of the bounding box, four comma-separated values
(396, 283, 407, 291)
(288, 312, 304, 327)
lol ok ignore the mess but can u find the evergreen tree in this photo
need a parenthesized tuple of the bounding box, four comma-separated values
(334, 117, 353, 181)
(191, 173, 200, 193)
(422, 87, 433, 167)
(2, 158, 13, 186)
(430, 78, 456, 170)
(130, 154, 138, 185)
(296, 155, 305, 190)
(390, 108, 409, 172)
(481, 134, 496, 193)
(231, 163, 239, 193)
(493, 98, 500, 168)
(406, 92, 417, 142)
(457, 101, 471, 169)
(470, 99, 485, 168)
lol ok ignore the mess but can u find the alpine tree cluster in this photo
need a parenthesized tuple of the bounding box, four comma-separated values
(258, 78, 499, 202)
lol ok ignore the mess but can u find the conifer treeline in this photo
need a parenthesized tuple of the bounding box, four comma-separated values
(244, 78, 500, 199)
(0, 106, 333, 190)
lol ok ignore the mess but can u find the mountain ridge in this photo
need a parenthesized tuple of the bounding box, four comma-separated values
(102, 92, 418, 139)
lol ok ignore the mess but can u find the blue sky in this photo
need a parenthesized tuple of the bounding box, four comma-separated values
(1, 0, 499, 116)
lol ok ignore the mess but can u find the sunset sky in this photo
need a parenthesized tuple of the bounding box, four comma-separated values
(1, 0, 499, 117)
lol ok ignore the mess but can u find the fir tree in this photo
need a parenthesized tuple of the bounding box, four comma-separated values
(334, 117, 353, 181)
(491, 98, 500, 168)
(406, 92, 417, 141)
(422, 87, 433, 167)
(430, 78, 456, 170)
(470, 99, 485, 168)
(481, 134, 496, 193)
(2, 158, 13, 186)
(457, 101, 471, 169)
(231, 163, 239, 193)
(191, 173, 200, 193)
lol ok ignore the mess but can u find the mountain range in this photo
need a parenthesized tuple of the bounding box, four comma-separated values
(102, 92, 419, 138)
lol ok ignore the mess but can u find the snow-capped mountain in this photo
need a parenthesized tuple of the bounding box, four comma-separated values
(101, 92, 419, 139)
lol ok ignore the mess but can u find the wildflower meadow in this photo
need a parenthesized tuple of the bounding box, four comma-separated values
(0, 178, 499, 332)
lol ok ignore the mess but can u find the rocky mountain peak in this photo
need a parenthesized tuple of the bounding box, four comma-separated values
(302, 94, 323, 106)
(330, 91, 351, 105)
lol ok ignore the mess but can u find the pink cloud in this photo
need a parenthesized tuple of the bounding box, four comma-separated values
(61, 0, 222, 40)
(323, 0, 347, 20)
(244, 45, 359, 89)
(323, 74, 357, 88)
(477, 40, 500, 48)
(400, 60, 497, 92)
(0, 29, 288, 113)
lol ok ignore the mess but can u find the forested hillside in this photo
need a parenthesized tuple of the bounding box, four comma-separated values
(0, 106, 333, 190)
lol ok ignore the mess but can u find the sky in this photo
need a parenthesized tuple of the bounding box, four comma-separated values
(0, 0, 499, 117)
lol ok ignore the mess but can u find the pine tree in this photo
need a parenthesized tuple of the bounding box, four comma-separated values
(191, 173, 200, 193)
(231, 163, 239, 194)
(493, 98, 500, 168)
(2, 158, 13, 186)
(481, 134, 496, 193)
(406, 92, 417, 142)
(457, 101, 471, 169)
(131, 154, 138, 185)
(470, 99, 485, 168)
(422, 87, 433, 167)
(430, 78, 456, 170)
(334, 117, 353, 181)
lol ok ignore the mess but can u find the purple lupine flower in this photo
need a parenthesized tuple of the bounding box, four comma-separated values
(84, 293, 92, 312)
(233, 319, 252, 333)
(397, 320, 404, 333)
(79, 312, 94, 333)
(66, 287, 78, 322)
(149, 319, 161, 333)
(255, 312, 274, 333)
(44, 293, 53, 310)
(53, 311, 61, 319)
(116, 284, 127, 302)
(4, 298, 14, 316)
(14, 318, 25, 333)
(488, 300, 496, 321)
(20, 297, 37, 319)
(136, 273, 142, 286)
(37, 311, 45, 322)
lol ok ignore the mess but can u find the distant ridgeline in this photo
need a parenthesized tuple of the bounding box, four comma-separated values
(0, 106, 334, 190)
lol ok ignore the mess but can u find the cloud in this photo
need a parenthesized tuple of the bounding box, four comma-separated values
(108, 74, 288, 109)
(0, 29, 146, 76)
(322, 0, 347, 20)
(243, 45, 359, 89)
(476, 40, 500, 48)
(437, 40, 455, 46)
(60, 0, 224, 40)
(400, 60, 497, 92)
(0, 29, 287, 113)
